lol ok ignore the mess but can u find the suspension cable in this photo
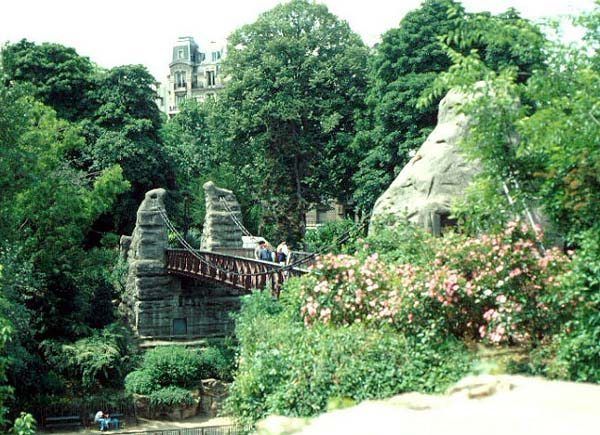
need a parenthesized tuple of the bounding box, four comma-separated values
(157, 207, 368, 276)
(218, 197, 253, 237)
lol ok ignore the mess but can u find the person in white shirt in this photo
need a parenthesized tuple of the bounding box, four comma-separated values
(276, 241, 290, 264)
(94, 410, 108, 431)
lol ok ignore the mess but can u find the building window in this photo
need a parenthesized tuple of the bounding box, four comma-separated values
(211, 51, 221, 62)
(176, 95, 186, 107)
(207, 71, 215, 87)
(175, 71, 186, 88)
(178, 49, 185, 59)
(172, 318, 187, 335)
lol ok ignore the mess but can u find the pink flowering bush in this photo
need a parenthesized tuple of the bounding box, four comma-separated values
(300, 221, 571, 345)
(301, 253, 403, 327)
(409, 221, 571, 343)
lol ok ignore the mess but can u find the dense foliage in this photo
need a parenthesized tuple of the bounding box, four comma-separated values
(301, 222, 570, 344)
(217, 0, 369, 243)
(226, 288, 471, 426)
(0, 0, 599, 429)
(352, 0, 545, 212)
(125, 345, 234, 403)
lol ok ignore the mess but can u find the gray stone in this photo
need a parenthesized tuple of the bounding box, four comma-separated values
(122, 188, 173, 335)
(199, 378, 229, 417)
(121, 188, 252, 339)
(200, 181, 244, 250)
(371, 88, 480, 235)
(256, 375, 600, 435)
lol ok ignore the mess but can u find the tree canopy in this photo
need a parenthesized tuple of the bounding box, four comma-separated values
(219, 0, 368, 243)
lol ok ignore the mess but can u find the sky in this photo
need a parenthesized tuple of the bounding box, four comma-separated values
(0, 0, 595, 81)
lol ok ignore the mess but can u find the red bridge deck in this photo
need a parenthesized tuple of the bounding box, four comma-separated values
(166, 249, 307, 292)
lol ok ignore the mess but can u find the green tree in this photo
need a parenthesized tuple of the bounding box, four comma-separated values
(352, 0, 463, 212)
(0, 84, 129, 336)
(83, 65, 176, 233)
(220, 0, 368, 243)
(1, 39, 97, 121)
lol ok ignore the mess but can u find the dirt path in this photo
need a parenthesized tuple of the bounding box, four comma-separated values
(49, 415, 234, 434)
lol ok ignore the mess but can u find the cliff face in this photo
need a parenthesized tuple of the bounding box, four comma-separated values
(371, 88, 480, 235)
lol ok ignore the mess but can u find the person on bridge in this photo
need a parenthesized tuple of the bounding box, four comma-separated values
(276, 241, 290, 265)
(257, 240, 273, 262)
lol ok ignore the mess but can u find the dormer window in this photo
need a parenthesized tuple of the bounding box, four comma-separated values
(178, 49, 185, 59)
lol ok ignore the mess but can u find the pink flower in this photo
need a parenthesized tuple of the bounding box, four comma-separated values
(509, 268, 522, 278)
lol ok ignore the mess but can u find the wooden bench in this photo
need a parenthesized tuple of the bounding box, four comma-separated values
(44, 415, 83, 430)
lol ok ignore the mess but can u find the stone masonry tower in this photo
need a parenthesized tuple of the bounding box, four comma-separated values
(122, 188, 176, 337)
(200, 181, 244, 250)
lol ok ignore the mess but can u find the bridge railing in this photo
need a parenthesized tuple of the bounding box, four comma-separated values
(211, 247, 317, 268)
(166, 249, 307, 293)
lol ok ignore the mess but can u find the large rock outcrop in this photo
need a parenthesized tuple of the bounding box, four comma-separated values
(257, 375, 600, 435)
(201, 181, 244, 250)
(371, 88, 480, 235)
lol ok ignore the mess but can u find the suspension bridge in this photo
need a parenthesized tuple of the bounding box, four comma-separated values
(121, 187, 363, 338)
(159, 207, 311, 293)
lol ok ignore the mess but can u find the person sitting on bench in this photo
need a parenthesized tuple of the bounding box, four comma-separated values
(94, 410, 109, 431)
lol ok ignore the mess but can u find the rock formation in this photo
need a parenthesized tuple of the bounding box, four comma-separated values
(201, 181, 244, 250)
(256, 375, 600, 435)
(371, 88, 480, 235)
(122, 188, 176, 336)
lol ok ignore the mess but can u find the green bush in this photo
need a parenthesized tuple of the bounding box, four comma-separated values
(42, 323, 136, 390)
(125, 346, 202, 394)
(148, 386, 195, 408)
(125, 344, 235, 396)
(301, 221, 571, 344)
(123, 370, 154, 396)
(516, 231, 600, 382)
(363, 215, 436, 265)
(142, 346, 203, 389)
(199, 347, 232, 381)
(225, 289, 471, 426)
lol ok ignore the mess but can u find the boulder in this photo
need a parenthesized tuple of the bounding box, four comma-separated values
(199, 378, 230, 417)
(370, 88, 480, 235)
(256, 375, 600, 435)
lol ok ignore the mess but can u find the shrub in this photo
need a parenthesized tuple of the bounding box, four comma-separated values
(125, 344, 235, 396)
(300, 221, 571, 344)
(124, 370, 154, 396)
(363, 215, 436, 265)
(42, 323, 136, 390)
(148, 386, 195, 408)
(226, 289, 471, 426)
(518, 230, 600, 382)
(141, 346, 203, 389)
(199, 347, 232, 381)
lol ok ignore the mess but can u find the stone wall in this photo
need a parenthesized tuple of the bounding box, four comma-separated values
(122, 188, 175, 337)
(201, 181, 244, 250)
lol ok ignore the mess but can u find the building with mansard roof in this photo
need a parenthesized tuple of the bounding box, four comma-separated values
(157, 36, 225, 116)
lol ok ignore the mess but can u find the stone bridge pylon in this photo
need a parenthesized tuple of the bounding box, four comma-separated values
(120, 188, 176, 337)
(120, 187, 248, 339)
